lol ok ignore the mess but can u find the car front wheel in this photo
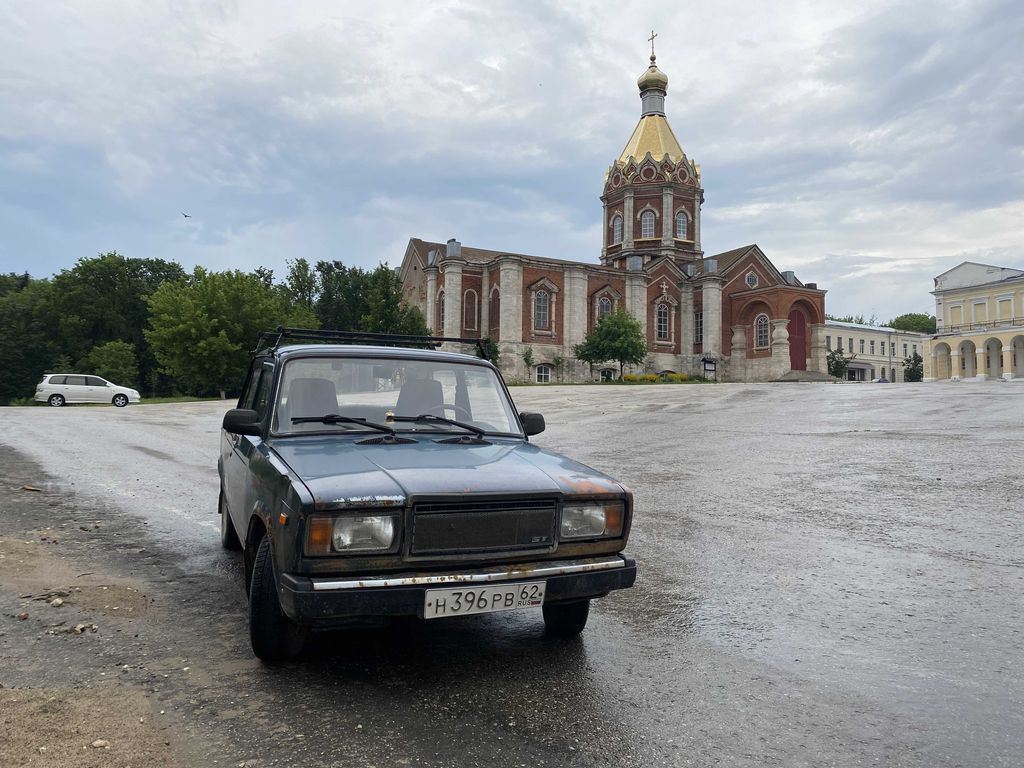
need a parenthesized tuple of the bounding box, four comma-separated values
(542, 599, 591, 637)
(249, 535, 306, 662)
(112, 394, 129, 407)
(47, 394, 65, 407)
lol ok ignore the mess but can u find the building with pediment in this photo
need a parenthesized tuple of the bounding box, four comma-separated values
(399, 51, 828, 382)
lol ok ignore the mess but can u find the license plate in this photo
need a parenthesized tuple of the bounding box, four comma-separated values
(423, 581, 546, 619)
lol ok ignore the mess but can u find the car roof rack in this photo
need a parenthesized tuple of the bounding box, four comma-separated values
(252, 326, 493, 360)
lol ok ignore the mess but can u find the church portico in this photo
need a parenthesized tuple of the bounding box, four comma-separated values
(398, 43, 827, 383)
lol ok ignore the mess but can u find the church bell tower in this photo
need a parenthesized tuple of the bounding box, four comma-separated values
(601, 43, 704, 269)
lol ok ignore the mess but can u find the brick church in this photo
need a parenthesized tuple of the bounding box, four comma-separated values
(399, 49, 827, 382)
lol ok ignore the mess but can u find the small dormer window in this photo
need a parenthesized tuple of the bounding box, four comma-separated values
(746, 272, 759, 289)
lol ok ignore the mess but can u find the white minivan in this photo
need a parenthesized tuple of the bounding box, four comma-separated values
(35, 374, 141, 407)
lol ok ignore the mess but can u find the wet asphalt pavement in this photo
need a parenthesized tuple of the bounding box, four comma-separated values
(1, 381, 1022, 767)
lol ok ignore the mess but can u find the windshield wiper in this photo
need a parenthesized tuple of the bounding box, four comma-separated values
(291, 414, 395, 435)
(390, 414, 486, 437)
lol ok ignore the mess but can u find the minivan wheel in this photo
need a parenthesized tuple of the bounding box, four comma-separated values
(542, 599, 591, 637)
(219, 491, 241, 551)
(47, 394, 65, 407)
(112, 394, 129, 407)
(249, 535, 306, 662)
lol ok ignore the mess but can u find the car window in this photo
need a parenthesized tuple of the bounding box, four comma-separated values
(48, 375, 66, 385)
(86, 376, 107, 387)
(273, 357, 520, 435)
(249, 363, 274, 419)
(65, 376, 86, 386)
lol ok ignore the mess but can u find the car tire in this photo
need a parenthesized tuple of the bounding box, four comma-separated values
(219, 491, 241, 551)
(48, 394, 65, 407)
(112, 394, 129, 407)
(542, 599, 590, 637)
(249, 535, 306, 662)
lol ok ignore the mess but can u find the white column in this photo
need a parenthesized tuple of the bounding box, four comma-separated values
(975, 348, 987, 380)
(564, 268, 588, 348)
(479, 268, 490, 336)
(771, 319, 791, 379)
(661, 186, 674, 247)
(442, 261, 463, 338)
(950, 352, 961, 381)
(679, 282, 694, 355)
(701, 278, 723, 355)
(624, 273, 647, 338)
(1002, 345, 1015, 380)
(425, 268, 438, 334)
(730, 325, 747, 382)
(809, 323, 827, 373)
(694, 190, 703, 250)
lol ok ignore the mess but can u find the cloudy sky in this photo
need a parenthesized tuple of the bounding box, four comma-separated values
(1, 0, 1021, 320)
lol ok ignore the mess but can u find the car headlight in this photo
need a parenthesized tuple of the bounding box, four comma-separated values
(560, 500, 624, 540)
(306, 514, 398, 555)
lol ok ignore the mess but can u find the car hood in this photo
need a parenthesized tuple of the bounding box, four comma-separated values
(270, 437, 624, 510)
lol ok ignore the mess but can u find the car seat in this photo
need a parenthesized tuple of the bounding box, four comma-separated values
(395, 378, 444, 416)
(280, 377, 338, 430)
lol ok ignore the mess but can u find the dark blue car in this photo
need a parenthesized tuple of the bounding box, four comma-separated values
(219, 329, 637, 661)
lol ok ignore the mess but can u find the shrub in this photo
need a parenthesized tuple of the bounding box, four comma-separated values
(662, 372, 689, 383)
(622, 373, 639, 382)
(638, 373, 659, 382)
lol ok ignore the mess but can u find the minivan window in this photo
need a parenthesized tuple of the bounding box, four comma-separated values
(48, 375, 66, 385)
(86, 376, 107, 387)
(66, 376, 86, 386)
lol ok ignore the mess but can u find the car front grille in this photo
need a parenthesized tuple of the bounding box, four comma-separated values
(410, 498, 558, 556)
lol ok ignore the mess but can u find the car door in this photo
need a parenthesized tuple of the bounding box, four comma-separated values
(222, 359, 275, 541)
(86, 376, 110, 403)
(63, 375, 88, 403)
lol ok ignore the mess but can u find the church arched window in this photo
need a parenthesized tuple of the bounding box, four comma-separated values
(598, 296, 612, 322)
(640, 210, 656, 239)
(675, 211, 688, 239)
(754, 314, 770, 349)
(438, 291, 445, 330)
(463, 289, 477, 331)
(534, 290, 549, 330)
(611, 215, 622, 244)
(656, 302, 669, 340)
(488, 287, 500, 334)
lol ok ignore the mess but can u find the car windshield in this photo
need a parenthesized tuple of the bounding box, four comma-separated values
(272, 356, 521, 436)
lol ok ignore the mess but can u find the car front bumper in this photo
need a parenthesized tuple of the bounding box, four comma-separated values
(278, 554, 637, 628)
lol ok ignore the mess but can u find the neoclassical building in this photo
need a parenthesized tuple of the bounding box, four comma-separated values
(399, 52, 827, 382)
(925, 261, 1024, 380)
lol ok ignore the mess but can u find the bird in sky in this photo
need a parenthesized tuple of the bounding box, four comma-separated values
(181, 212, 192, 218)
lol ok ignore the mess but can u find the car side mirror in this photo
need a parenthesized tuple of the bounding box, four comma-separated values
(520, 412, 545, 436)
(223, 408, 263, 437)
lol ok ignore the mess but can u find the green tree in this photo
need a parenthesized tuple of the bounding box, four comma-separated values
(902, 351, 924, 382)
(888, 313, 937, 334)
(521, 346, 535, 371)
(0, 278, 62, 404)
(826, 313, 877, 326)
(145, 268, 318, 398)
(315, 260, 367, 331)
(361, 264, 432, 335)
(83, 340, 139, 387)
(284, 258, 318, 312)
(827, 348, 854, 379)
(480, 338, 500, 365)
(574, 309, 647, 379)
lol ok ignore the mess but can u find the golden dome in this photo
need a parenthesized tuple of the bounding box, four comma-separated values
(637, 55, 668, 91)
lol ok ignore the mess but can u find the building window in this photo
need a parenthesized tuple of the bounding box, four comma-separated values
(859, 339, 865, 354)
(848, 338, 853, 352)
(463, 290, 477, 331)
(640, 210, 656, 239)
(489, 288, 500, 334)
(903, 343, 908, 357)
(881, 367, 887, 379)
(656, 303, 669, 340)
(536, 364, 551, 384)
(837, 337, 843, 352)
(694, 311, 704, 344)
(438, 291, 445, 329)
(534, 290, 549, 330)
(611, 215, 622, 244)
(890, 342, 896, 356)
(826, 335, 832, 350)
(598, 296, 612, 321)
(870, 340, 875, 354)
(755, 314, 770, 349)
(745, 271, 759, 289)
(913, 344, 918, 355)
(675, 211, 688, 238)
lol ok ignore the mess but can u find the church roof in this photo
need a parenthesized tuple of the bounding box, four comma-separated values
(617, 115, 686, 165)
(408, 238, 589, 268)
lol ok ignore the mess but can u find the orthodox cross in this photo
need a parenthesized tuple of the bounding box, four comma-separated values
(648, 29, 658, 58)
